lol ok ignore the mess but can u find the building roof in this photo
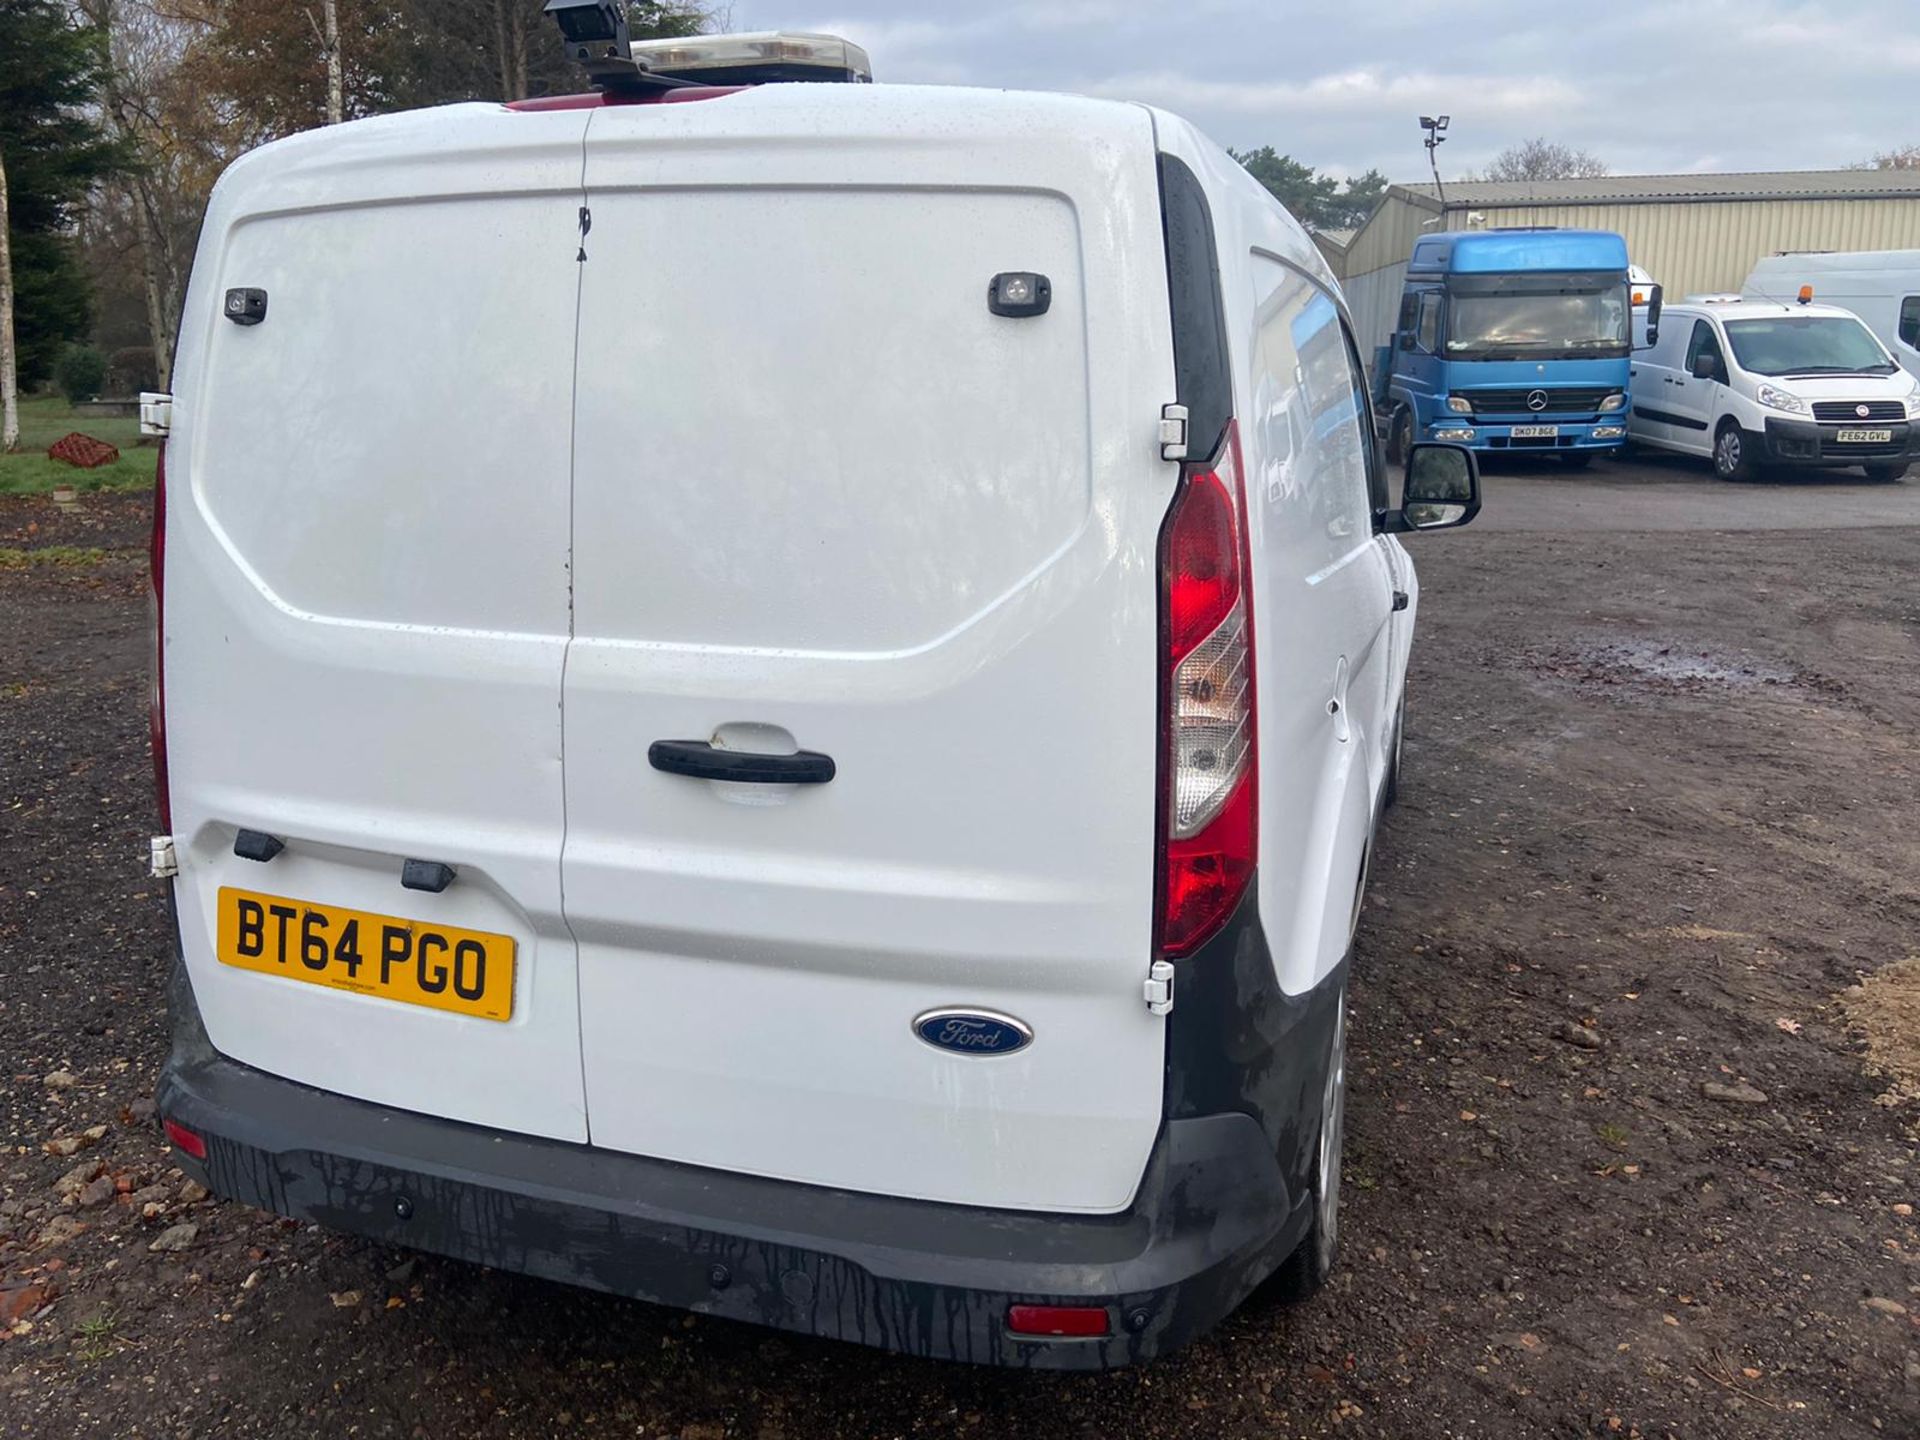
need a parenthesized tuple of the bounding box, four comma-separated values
(1392, 169, 1920, 209)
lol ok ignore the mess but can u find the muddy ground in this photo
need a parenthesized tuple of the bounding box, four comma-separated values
(2, 463, 1918, 1439)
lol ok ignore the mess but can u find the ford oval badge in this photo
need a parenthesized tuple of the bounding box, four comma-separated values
(913, 1008, 1033, 1056)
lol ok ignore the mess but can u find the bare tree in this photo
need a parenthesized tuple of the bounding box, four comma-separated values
(78, 0, 213, 389)
(1, 140, 18, 452)
(299, 1, 345, 122)
(1481, 137, 1611, 183)
(1863, 143, 1920, 170)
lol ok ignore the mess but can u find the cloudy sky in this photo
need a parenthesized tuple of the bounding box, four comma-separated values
(733, 0, 1920, 182)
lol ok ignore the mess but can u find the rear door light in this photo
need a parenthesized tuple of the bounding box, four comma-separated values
(1156, 422, 1255, 957)
(150, 442, 170, 831)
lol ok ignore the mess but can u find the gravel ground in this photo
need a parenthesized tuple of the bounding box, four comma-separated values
(2, 464, 1918, 1439)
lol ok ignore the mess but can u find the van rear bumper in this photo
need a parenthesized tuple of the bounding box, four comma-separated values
(156, 964, 1308, 1370)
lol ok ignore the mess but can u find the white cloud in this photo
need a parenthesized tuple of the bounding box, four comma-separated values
(749, 0, 1920, 178)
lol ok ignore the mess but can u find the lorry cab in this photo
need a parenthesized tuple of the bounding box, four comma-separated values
(1627, 296, 1920, 481)
(1378, 228, 1639, 468)
(147, 31, 1480, 1370)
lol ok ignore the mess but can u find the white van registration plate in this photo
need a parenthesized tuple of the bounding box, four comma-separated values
(1837, 428, 1894, 444)
(215, 887, 516, 1021)
(1509, 425, 1559, 439)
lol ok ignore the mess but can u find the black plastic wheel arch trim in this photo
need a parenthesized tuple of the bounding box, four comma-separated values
(648, 740, 836, 785)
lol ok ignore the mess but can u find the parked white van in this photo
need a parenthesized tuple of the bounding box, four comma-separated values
(1627, 298, 1920, 481)
(1744, 250, 1920, 378)
(146, 29, 1480, 1368)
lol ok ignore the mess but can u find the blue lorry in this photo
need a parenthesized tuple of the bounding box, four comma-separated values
(1374, 229, 1660, 468)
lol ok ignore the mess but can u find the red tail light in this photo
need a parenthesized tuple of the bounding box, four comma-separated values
(1156, 422, 1255, 958)
(150, 443, 170, 831)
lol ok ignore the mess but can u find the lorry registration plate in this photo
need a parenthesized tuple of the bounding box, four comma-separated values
(1836, 428, 1894, 444)
(1509, 425, 1559, 439)
(215, 887, 516, 1021)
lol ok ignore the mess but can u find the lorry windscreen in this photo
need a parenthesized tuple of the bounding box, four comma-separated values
(1722, 316, 1898, 377)
(1444, 272, 1630, 360)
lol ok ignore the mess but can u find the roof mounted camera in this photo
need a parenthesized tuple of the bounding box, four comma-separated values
(543, 0, 701, 97)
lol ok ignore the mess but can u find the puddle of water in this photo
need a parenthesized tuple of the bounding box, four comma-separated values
(1524, 636, 1822, 697)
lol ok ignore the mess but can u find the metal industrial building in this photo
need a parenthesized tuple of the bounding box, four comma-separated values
(1318, 169, 1920, 357)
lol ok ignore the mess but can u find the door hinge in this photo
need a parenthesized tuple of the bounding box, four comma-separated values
(1159, 403, 1189, 462)
(1144, 960, 1175, 1015)
(139, 392, 172, 438)
(149, 835, 179, 878)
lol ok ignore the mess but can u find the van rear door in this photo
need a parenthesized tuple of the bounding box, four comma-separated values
(563, 90, 1176, 1213)
(165, 108, 591, 1141)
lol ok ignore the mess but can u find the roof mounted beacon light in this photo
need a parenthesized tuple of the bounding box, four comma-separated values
(627, 31, 873, 85)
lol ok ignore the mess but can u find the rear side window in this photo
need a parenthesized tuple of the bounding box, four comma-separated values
(1249, 263, 1373, 562)
(1416, 293, 1441, 352)
(1900, 295, 1920, 350)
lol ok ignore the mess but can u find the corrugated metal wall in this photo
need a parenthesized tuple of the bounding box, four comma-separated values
(1341, 198, 1440, 281)
(1332, 195, 1920, 327)
(1454, 199, 1920, 298)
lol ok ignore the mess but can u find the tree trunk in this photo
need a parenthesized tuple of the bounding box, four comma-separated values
(131, 182, 174, 391)
(0, 141, 19, 454)
(323, 0, 344, 123)
(509, 2, 528, 101)
(492, 0, 515, 100)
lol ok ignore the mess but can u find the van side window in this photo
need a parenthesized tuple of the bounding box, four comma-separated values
(1415, 293, 1441, 353)
(1900, 296, 1920, 350)
(1249, 260, 1373, 562)
(1684, 319, 1723, 376)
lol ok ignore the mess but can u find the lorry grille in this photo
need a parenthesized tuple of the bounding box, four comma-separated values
(1811, 400, 1905, 423)
(1466, 387, 1612, 416)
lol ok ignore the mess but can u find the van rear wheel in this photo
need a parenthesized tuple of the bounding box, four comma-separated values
(1271, 988, 1346, 1302)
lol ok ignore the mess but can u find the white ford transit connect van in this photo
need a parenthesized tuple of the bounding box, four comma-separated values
(147, 32, 1479, 1367)
(1627, 298, 1920, 481)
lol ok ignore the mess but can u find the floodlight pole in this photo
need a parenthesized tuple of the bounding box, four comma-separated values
(1421, 116, 1450, 210)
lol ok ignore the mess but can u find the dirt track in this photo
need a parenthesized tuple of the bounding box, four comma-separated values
(3, 461, 1918, 1438)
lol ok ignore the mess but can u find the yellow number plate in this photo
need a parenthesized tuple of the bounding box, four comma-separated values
(216, 887, 515, 1022)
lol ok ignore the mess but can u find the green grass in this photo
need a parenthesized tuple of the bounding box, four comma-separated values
(2, 395, 158, 496)
(0, 545, 110, 569)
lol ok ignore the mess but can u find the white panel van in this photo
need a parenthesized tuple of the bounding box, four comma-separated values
(1627, 298, 1920, 481)
(1744, 250, 1920, 378)
(148, 37, 1479, 1367)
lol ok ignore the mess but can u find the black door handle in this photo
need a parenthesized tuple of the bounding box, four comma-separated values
(648, 740, 836, 785)
(1392, 590, 1409, 612)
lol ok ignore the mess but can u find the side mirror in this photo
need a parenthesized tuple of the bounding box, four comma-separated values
(1397, 330, 1415, 352)
(1690, 353, 1720, 381)
(1644, 283, 1662, 348)
(1392, 443, 1480, 532)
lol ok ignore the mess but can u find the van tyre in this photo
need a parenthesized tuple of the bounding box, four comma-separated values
(1271, 988, 1347, 1302)
(1864, 462, 1910, 483)
(1712, 420, 1754, 482)
(1558, 452, 1594, 470)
